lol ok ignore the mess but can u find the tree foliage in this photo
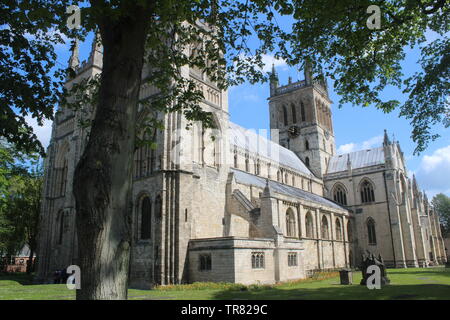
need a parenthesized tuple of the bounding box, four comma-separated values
(0, 1, 68, 156)
(0, 141, 42, 273)
(432, 193, 450, 237)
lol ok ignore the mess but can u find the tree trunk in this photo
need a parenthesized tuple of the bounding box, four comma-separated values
(73, 9, 150, 300)
(26, 248, 34, 274)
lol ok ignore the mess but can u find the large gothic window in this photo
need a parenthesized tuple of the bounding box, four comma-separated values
(134, 131, 155, 179)
(305, 212, 314, 238)
(321, 215, 329, 239)
(140, 197, 152, 240)
(333, 185, 347, 206)
(283, 105, 288, 126)
(360, 180, 375, 203)
(291, 103, 297, 123)
(367, 217, 377, 245)
(335, 218, 342, 240)
(53, 143, 69, 197)
(286, 209, 296, 237)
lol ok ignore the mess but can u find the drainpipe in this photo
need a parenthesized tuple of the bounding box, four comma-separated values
(383, 172, 397, 267)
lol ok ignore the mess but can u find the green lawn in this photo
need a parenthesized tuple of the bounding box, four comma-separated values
(1, 268, 449, 300)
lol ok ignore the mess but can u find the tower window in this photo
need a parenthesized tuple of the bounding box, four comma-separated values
(283, 105, 288, 126)
(291, 103, 297, 123)
(305, 157, 310, 168)
(305, 139, 309, 150)
(367, 218, 377, 245)
(301, 102, 306, 122)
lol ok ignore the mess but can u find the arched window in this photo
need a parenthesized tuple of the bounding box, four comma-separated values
(234, 153, 238, 168)
(321, 215, 329, 239)
(367, 217, 377, 245)
(305, 139, 309, 150)
(347, 220, 353, 242)
(245, 157, 249, 172)
(140, 197, 151, 240)
(291, 103, 297, 123)
(256, 160, 260, 175)
(305, 157, 310, 168)
(283, 105, 288, 126)
(301, 102, 306, 121)
(58, 210, 64, 245)
(286, 209, 296, 237)
(360, 180, 375, 203)
(277, 170, 281, 182)
(305, 212, 314, 238)
(54, 143, 69, 197)
(333, 185, 347, 206)
(335, 218, 342, 240)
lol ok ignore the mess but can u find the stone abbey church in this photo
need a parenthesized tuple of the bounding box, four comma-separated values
(36, 34, 447, 287)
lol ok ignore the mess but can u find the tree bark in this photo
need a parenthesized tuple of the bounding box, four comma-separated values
(26, 248, 34, 274)
(73, 7, 151, 300)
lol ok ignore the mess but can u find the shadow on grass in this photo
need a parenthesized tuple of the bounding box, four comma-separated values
(0, 272, 34, 285)
(211, 283, 450, 300)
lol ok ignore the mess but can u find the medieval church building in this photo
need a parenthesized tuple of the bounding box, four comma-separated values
(35, 32, 447, 287)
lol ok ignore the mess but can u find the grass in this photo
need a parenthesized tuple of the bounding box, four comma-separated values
(0, 268, 449, 300)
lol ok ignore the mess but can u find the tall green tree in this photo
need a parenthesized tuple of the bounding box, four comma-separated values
(432, 193, 450, 237)
(1, 0, 448, 299)
(0, 142, 42, 273)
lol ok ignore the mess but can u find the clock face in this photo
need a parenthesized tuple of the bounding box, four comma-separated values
(288, 125, 300, 138)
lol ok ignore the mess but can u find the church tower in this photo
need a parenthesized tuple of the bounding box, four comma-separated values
(268, 64, 335, 178)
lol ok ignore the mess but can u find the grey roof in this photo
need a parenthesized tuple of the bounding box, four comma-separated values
(231, 168, 345, 210)
(327, 147, 385, 174)
(228, 122, 313, 176)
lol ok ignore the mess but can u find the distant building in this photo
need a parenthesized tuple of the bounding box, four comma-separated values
(35, 34, 447, 287)
(1, 245, 35, 273)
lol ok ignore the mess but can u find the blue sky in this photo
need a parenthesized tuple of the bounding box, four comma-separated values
(27, 28, 449, 198)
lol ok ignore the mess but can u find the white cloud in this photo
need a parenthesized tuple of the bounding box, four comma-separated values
(414, 145, 450, 197)
(25, 116, 53, 149)
(337, 135, 383, 155)
(260, 54, 287, 73)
